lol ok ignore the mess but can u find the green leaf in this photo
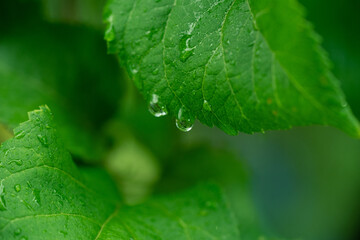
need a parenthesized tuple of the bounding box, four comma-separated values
(104, 0, 360, 137)
(0, 107, 240, 239)
(157, 146, 288, 240)
(0, 21, 123, 161)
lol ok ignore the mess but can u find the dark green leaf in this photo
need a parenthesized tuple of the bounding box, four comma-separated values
(104, 0, 360, 137)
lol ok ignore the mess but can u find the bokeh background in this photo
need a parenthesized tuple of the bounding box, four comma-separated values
(0, 0, 359, 240)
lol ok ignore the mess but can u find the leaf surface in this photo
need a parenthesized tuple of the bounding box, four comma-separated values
(0, 107, 239, 239)
(104, 0, 360, 137)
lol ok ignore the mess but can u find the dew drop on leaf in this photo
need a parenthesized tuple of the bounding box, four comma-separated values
(9, 159, 23, 166)
(14, 184, 21, 192)
(152, 68, 159, 75)
(15, 131, 26, 139)
(105, 14, 115, 42)
(148, 94, 168, 117)
(179, 34, 195, 62)
(175, 107, 194, 132)
(32, 188, 41, 206)
(0, 182, 6, 211)
(37, 134, 48, 147)
(203, 100, 211, 111)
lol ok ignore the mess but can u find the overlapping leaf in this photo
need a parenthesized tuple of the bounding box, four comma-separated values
(0, 107, 240, 239)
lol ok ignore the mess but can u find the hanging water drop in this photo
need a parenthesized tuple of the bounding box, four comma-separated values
(148, 94, 167, 117)
(175, 107, 194, 132)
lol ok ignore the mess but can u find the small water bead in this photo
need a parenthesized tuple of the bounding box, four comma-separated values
(175, 107, 194, 132)
(14, 184, 21, 192)
(37, 135, 48, 147)
(179, 34, 196, 62)
(152, 68, 159, 75)
(9, 159, 23, 166)
(148, 94, 168, 117)
(15, 131, 26, 139)
(105, 14, 115, 42)
(203, 100, 211, 111)
(0, 182, 6, 211)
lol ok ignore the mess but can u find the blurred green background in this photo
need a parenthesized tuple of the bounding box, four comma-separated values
(0, 0, 359, 240)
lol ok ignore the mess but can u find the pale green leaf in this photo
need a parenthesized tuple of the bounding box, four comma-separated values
(104, 0, 360, 137)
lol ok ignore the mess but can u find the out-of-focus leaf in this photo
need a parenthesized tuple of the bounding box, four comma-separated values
(156, 145, 290, 240)
(0, 21, 123, 161)
(299, 0, 360, 119)
(41, 0, 107, 29)
(105, 137, 161, 204)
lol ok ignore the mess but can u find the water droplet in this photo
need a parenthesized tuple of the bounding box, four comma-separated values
(148, 94, 167, 117)
(203, 100, 211, 111)
(15, 131, 26, 139)
(152, 68, 159, 75)
(342, 102, 348, 108)
(130, 66, 139, 75)
(0, 182, 6, 211)
(179, 34, 195, 62)
(175, 107, 194, 132)
(105, 14, 115, 42)
(9, 159, 23, 166)
(20, 199, 33, 210)
(14, 228, 21, 236)
(32, 188, 41, 206)
(14, 184, 21, 192)
(20, 236, 28, 240)
(37, 135, 48, 147)
(60, 230, 68, 236)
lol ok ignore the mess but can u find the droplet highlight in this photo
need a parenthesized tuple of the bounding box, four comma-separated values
(148, 94, 167, 117)
(14, 184, 21, 192)
(179, 34, 195, 62)
(175, 107, 194, 132)
(15, 131, 26, 139)
(203, 100, 211, 111)
(0, 182, 6, 211)
(37, 135, 48, 147)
